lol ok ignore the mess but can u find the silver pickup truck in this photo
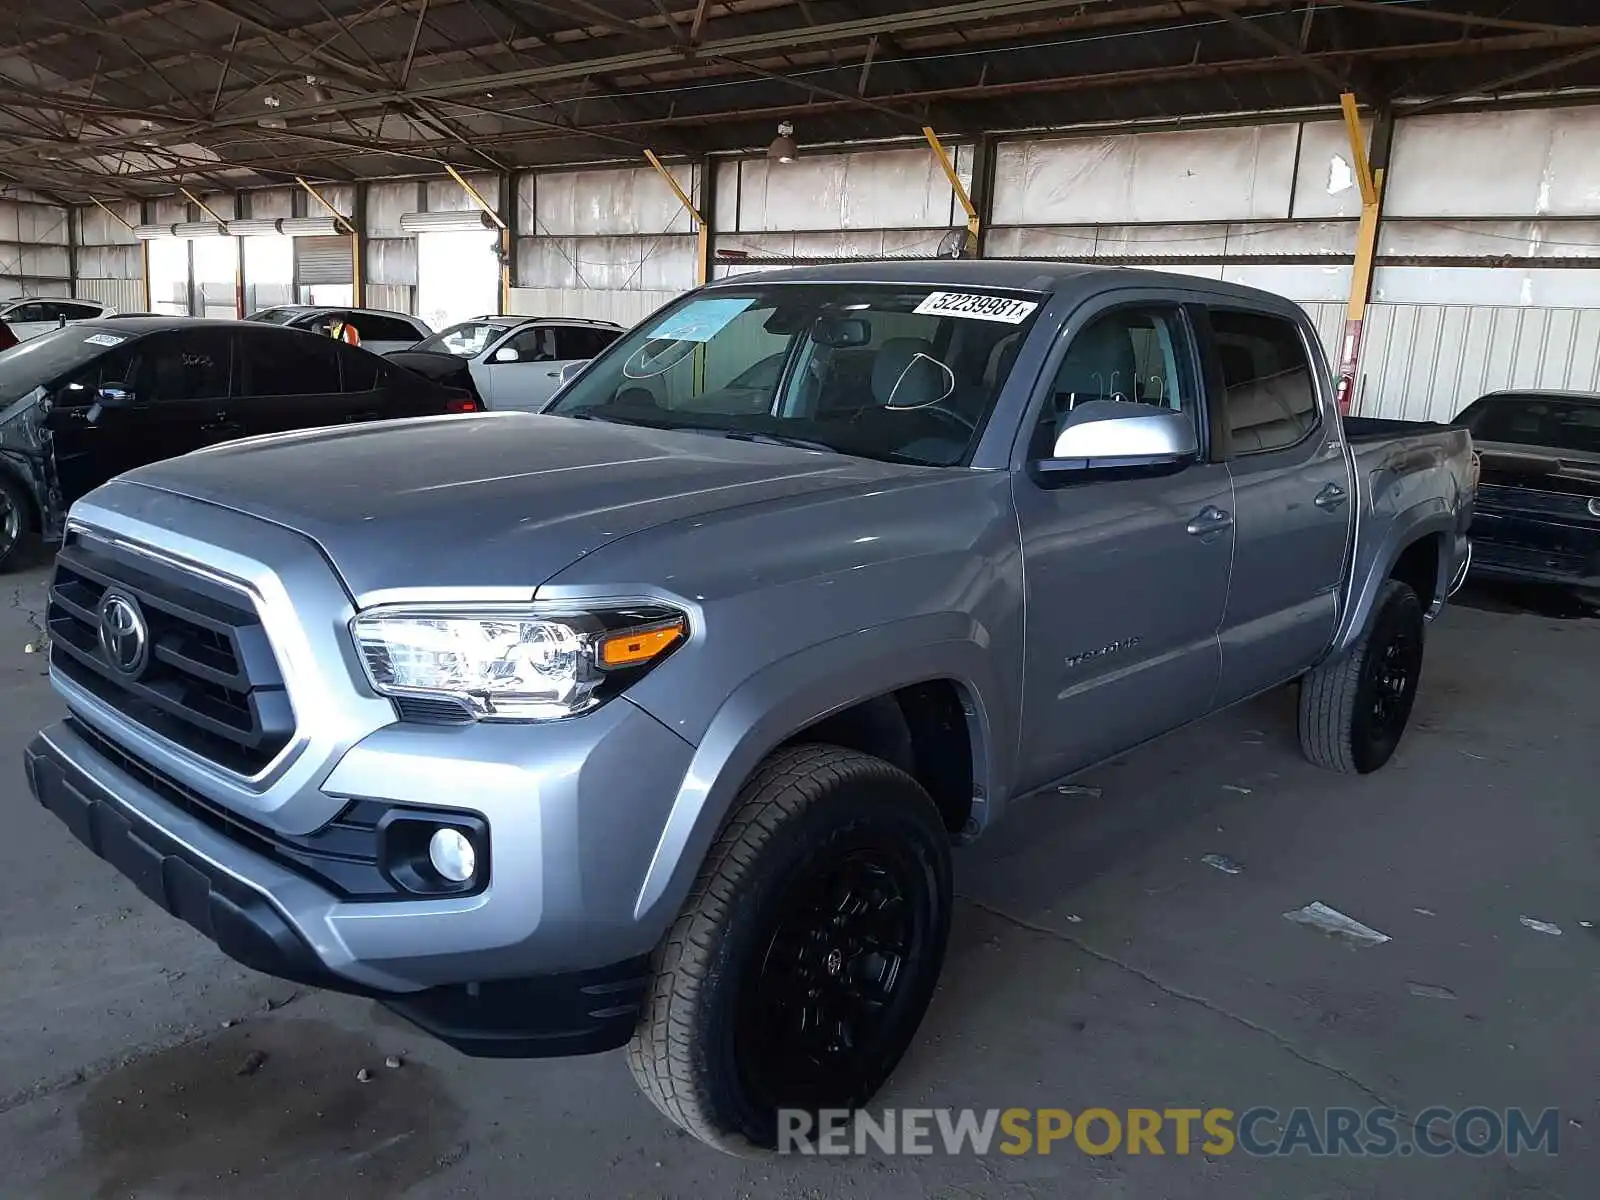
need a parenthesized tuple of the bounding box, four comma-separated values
(25, 262, 1473, 1153)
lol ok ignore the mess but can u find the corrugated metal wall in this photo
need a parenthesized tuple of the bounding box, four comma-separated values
(1354, 305, 1600, 421)
(1, 195, 73, 297)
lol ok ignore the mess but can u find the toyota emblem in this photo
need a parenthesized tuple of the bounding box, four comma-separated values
(97, 590, 149, 677)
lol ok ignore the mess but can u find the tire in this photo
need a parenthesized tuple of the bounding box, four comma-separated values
(1298, 579, 1425, 774)
(626, 744, 953, 1155)
(0, 472, 34, 574)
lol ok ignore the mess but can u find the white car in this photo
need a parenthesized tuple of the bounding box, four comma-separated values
(245, 305, 432, 355)
(0, 298, 116, 341)
(389, 316, 623, 411)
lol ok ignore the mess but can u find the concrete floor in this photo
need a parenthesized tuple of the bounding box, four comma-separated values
(0, 564, 1593, 1199)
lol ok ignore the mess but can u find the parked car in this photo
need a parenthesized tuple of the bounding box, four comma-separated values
(25, 263, 1474, 1154)
(386, 315, 622, 411)
(245, 305, 432, 355)
(1453, 389, 1600, 606)
(0, 317, 478, 570)
(1, 298, 115, 341)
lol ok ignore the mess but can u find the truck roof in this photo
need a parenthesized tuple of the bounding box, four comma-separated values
(704, 258, 1299, 309)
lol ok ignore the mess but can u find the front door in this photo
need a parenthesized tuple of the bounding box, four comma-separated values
(127, 328, 240, 459)
(1014, 301, 1235, 791)
(44, 341, 141, 506)
(1202, 306, 1354, 706)
(480, 325, 561, 411)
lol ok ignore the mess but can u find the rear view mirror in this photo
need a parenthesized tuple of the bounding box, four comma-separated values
(492, 346, 520, 363)
(1040, 400, 1198, 472)
(812, 316, 871, 348)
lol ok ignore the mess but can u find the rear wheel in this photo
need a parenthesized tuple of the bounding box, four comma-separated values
(627, 744, 952, 1155)
(1299, 579, 1425, 774)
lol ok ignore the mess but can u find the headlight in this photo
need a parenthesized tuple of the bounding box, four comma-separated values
(352, 605, 687, 721)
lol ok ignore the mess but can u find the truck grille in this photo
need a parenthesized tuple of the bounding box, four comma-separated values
(47, 532, 295, 775)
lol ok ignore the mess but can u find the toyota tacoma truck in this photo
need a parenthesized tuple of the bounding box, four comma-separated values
(25, 262, 1474, 1153)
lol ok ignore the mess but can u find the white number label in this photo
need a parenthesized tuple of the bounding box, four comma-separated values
(913, 291, 1039, 324)
(82, 333, 125, 348)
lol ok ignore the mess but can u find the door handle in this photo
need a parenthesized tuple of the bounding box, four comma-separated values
(544, 370, 560, 378)
(1186, 505, 1234, 537)
(1314, 482, 1349, 511)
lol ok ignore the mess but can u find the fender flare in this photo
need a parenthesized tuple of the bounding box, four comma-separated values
(1330, 497, 1458, 658)
(630, 615, 1008, 927)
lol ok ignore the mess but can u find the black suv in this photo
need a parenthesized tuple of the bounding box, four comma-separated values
(0, 318, 478, 570)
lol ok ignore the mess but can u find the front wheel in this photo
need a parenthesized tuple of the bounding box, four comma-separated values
(0, 473, 34, 574)
(626, 744, 953, 1155)
(1298, 579, 1425, 774)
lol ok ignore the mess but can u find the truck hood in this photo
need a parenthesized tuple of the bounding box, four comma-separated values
(116, 412, 924, 601)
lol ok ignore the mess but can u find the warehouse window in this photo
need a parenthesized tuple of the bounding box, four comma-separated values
(1209, 309, 1318, 456)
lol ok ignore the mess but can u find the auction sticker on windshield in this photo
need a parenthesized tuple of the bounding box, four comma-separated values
(647, 297, 755, 343)
(82, 333, 125, 348)
(914, 292, 1038, 324)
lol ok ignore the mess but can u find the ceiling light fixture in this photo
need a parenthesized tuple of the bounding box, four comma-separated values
(767, 121, 798, 164)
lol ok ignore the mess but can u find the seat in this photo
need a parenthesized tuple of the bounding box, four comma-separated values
(871, 338, 950, 409)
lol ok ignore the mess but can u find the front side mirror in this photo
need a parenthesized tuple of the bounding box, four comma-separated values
(557, 359, 590, 385)
(1041, 400, 1198, 472)
(492, 346, 520, 363)
(86, 381, 135, 425)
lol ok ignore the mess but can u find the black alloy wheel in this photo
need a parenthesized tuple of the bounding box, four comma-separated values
(733, 840, 930, 1115)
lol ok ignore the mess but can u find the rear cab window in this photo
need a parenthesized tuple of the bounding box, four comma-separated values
(1207, 308, 1319, 456)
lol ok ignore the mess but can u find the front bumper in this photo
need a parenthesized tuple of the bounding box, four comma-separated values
(25, 706, 691, 1057)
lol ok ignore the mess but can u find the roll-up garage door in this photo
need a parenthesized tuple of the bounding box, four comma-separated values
(295, 235, 353, 285)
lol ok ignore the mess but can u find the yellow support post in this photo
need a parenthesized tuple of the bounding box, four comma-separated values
(441, 163, 511, 313)
(1336, 93, 1388, 415)
(643, 150, 708, 285)
(923, 126, 980, 256)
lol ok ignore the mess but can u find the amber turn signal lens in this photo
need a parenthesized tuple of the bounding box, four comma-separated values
(598, 621, 684, 668)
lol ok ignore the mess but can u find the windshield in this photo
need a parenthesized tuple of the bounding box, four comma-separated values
(0, 326, 125, 404)
(246, 307, 299, 325)
(1457, 395, 1600, 455)
(414, 321, 512, 358)
(545, 284, 1042, 466)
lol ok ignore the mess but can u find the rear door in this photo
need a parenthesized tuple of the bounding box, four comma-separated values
(1013, 297, 1236, 790)
(1200, 305, 1353, 706)
(232, 326, 349, 436)
(44, 340, 143, 504)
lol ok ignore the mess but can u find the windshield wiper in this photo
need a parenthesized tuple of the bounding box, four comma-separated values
(563, 410, 661, 428)
(719, 430, 841, 454)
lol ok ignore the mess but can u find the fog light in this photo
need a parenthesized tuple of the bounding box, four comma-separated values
(428, 827, 477, 882)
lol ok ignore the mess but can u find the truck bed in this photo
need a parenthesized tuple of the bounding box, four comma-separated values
(1343, 415, 1449, 443)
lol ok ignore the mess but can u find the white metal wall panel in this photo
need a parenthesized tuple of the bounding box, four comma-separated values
(365, 283, 414, 316)
(518, 235, 695, 292)
(509, 286, 676, 328)
(75, 245, 141, 279)
(0, 278, 69, 298)
(1379, 219, 1600, 259)
(249, 188, 294, 220)
(14, 245, 70, 278)
(150, 197, 187, 225)
(722, 228, 965, 261)
(1373, 265, 1600, 307)
(1385, 106, 1600, 218)
(993, 125, 1299, 226)
(366, 238, 418, 286)
(426, 175, 498, 214)
(1300, 301, 1349, 368)
(76, 202, 139, 246)
(1290, 118, 1371, 220)
(74, 278, 144, 312)
(725, 146, 970, 234)
(536, 165, 697, 237)
(1355, 304, 1600, 421)
(368, 182, 418, 238)
(987, 219, 1356, 259)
